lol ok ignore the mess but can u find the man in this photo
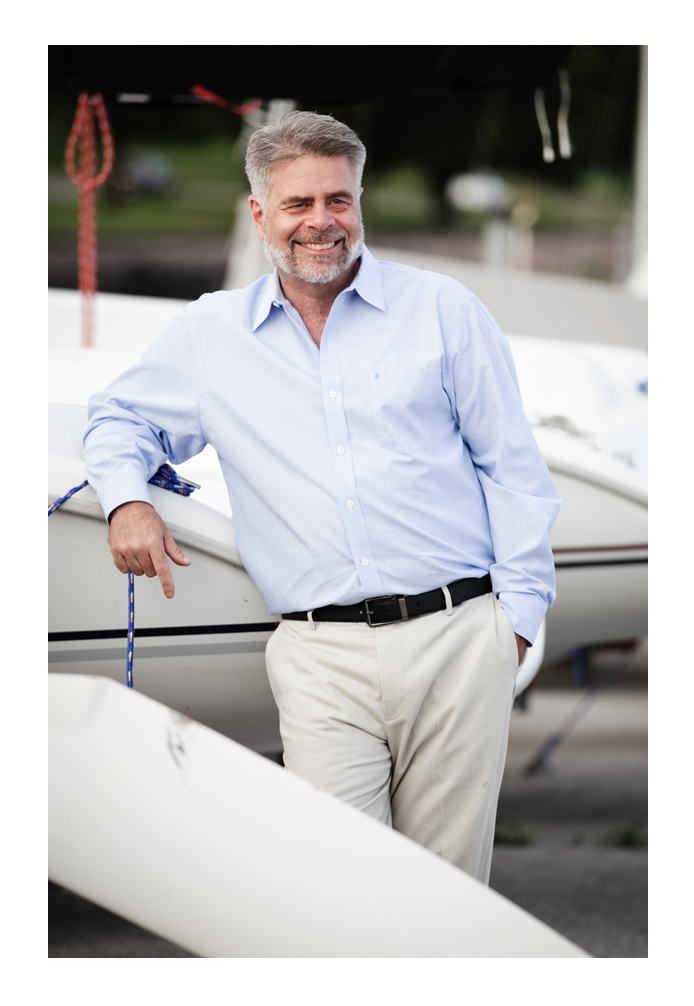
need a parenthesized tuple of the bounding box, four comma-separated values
(85, 111, 561, 884)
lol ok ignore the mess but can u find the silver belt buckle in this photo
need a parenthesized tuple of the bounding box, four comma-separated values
(364, 594, 408, 627)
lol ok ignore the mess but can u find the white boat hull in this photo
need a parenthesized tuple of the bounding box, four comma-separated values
(545, 471, 647, 662)
(49, 498, 281, 751)
(48, 673, 589, 958)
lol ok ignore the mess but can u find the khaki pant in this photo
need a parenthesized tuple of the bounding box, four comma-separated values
(265, 591, 518, 884)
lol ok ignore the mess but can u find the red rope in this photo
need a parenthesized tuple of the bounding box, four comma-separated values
(65, 93, 115, 347)
(190, 84, 263, 115)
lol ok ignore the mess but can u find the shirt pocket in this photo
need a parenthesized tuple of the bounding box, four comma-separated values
(370, 366, 442, 453)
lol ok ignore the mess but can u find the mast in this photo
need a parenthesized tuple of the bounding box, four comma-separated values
(626, 45, 647, 299)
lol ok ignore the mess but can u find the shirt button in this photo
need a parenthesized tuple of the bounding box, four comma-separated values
(272, 301, 280, 307)
(361, 558, 369, 566)
(329, 390, 337, 399)
(346, 500, 354, 509)
(342, 304, 346, 310)
(337, 446, 345, 455)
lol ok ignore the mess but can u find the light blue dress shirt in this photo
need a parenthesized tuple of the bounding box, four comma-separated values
(84, 246, 561, 644)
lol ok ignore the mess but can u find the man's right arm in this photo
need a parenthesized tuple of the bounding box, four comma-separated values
(84, 311, 206, 597)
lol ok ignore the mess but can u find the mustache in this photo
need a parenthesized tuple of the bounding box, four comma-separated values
(289, 228, 349, 247)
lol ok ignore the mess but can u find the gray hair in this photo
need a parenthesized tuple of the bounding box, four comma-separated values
(245, 111, 366, 206)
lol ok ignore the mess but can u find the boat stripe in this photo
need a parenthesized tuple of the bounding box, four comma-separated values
(48, 622, 279, 642)
(552, 543, 648, 555)
(49, 640, 269, 662)
(554, 557, 648, 569)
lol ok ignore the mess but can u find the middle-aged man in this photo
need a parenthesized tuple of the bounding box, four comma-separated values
(85, 111, 561, 884)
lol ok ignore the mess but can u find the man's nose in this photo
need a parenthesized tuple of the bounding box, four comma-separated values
(304, 203, 336, 231)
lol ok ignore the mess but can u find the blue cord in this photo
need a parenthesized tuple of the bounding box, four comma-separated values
(146, 463, 200, 496)
(48, 480, 89, 515)
(127, 572, 134, 688)
(49, 465, 198, 689)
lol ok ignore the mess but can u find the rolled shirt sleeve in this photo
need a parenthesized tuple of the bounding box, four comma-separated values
(446, 297, 562, 644)
(83, 310, 208, 522)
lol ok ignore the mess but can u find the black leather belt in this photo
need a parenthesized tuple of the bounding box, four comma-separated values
(281, 574, 493, 628)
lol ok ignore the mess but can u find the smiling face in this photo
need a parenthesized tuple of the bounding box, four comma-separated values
(249, 155, 364, 285)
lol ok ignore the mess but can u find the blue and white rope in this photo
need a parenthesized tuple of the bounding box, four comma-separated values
(49, 465, 198, 690)
(127, 572, 134, 688)
(146, 463, 200, 496)
(48, 480, 89, 515)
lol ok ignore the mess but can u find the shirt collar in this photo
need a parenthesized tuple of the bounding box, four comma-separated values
(251, 244, 385, 332)
(350, 245, 386, 311)
(252, 271, 286, 332)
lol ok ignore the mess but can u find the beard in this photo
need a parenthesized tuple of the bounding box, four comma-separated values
(262, 216, 364, 284)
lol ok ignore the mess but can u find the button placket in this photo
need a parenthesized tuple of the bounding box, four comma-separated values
(320, 301, 382, 595)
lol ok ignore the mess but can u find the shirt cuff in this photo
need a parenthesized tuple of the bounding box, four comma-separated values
(95, 467, 154, 524)
(495, 591, 548, 647)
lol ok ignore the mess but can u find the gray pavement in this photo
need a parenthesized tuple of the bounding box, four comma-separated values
(490, 685, 647, 958)
(48, 681, 647, 958)
(48, 882, 197, 957)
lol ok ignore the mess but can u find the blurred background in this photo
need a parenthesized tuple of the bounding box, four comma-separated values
(48, 45, 647, 959)
(48, 45, 645, 297)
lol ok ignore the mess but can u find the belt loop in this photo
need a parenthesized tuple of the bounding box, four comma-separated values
(306, 609, 317, 630)
(441, 585, 454, 615)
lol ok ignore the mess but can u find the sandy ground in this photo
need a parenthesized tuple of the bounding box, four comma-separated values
(48, 677, 646, 958)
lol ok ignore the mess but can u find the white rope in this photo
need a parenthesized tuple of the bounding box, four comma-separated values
(557, 69, 572, 159)
(534, 88, 555, 163)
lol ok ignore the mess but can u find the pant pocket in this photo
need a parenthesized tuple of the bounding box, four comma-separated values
(493, 596, 519, 668)
(263, 623, 285, 701)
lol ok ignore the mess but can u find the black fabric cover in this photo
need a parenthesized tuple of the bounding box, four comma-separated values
(49, 46, 571, 103)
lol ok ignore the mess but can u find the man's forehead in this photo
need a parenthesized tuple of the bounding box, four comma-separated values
(268, 155, 358, 197)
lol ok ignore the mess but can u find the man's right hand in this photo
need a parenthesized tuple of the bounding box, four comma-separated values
(108, 501, 190, 599)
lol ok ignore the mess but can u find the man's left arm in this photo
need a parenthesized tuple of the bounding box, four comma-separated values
(446, 296, 562, 649)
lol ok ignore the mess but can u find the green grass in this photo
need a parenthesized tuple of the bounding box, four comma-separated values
(48, 135, 632, 239)
(602, 822, 648, 848)
(494, 821, 533, 846)
(498, 170, 632, 232)
(48, 189, 240, 237)
(49, 138, 246, 237)
(361, 165, 437, 229)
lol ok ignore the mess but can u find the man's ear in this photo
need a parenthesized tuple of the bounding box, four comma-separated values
(248, 195, 265, 240)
